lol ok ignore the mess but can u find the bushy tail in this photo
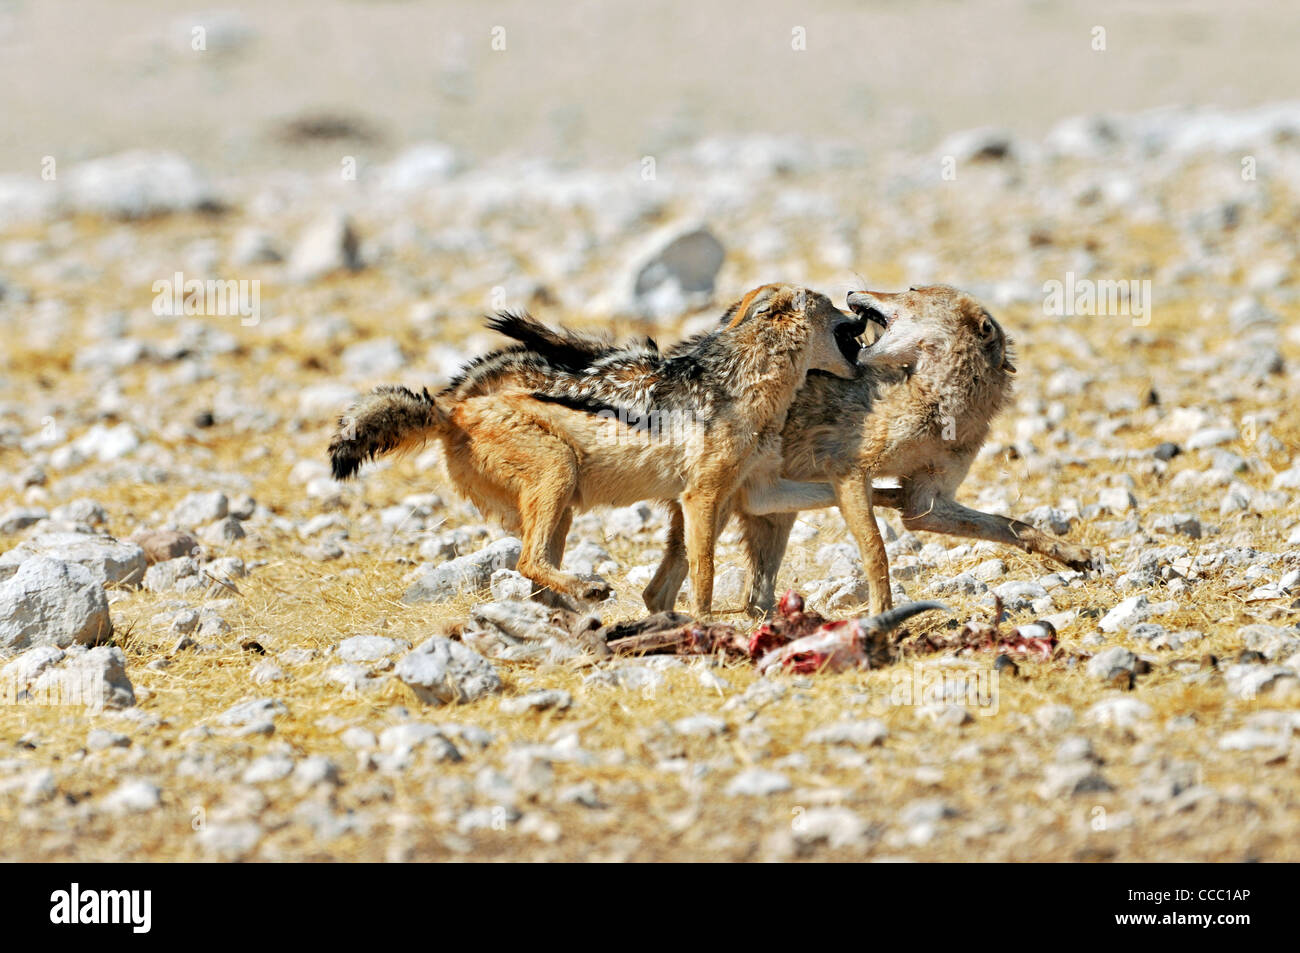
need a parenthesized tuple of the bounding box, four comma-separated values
(329, 385, 446, 480)
(485, 310, 625, 370)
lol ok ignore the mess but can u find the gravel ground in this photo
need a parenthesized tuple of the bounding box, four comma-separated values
(1, 4, 1299, 862)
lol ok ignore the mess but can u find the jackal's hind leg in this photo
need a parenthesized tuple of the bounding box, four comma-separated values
(517, 459, 611, 604)
(900, 492, 1097, 572)
(740, 512, 796, 617)
(530, 507, 578, 608)
(643, 501, 688, 613)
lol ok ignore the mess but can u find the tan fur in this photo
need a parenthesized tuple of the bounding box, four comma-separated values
(329, 284, 865, 616)
(644, 285, 1096, 617)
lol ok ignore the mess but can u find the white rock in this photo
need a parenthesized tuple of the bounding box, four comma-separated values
(1218, 730, 1289, 752)
(1087, 646, 1138, 681)
(1098, 595, 1149, 633)
(170, 491, 228, 528)
(379, 142, 460, 190)
(395, 636, 503, 705)
(403, 538, 522, 603)
(489, 569, 534, 601)
(288, 212, 361, 282)
(242, 754, 295, 784)
(501, 689, 573, 715)
(673, 714, 727, 737)
(0, 558, 113, 653)
(805, 719, 889, 747)
(337, 635, 410, 662)
(1085, 696, 1153, 728)
(341, 337, 406, 378)
(102, 779, 161, 813)
(627, 225, 725, 318)
(0, 532, 146, 587)
(725, 768, 791, 797)
(794, 807, 869, 848)
(64, 151, 217, 220)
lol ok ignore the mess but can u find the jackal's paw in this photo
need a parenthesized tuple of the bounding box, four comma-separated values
(576, 576, 613, 603)
(1055, 543, 1100, 573)
(643, 586, 676, 614)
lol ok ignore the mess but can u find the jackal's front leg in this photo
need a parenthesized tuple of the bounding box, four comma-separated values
(680, 488, 730, 618)
(833, 469, 892, 615)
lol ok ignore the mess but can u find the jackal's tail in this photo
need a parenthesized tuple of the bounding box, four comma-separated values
(329, 385, 447, 480)
(486, 310, 632, 370)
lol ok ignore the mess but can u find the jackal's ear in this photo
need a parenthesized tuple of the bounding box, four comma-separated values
(724, 284, 779, 329)
(977, 312, 998, 341)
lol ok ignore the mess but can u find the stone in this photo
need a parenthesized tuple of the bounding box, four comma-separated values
(395, 637, 503, 705)
(1039, 762, 1113, 797)
(1151, 514, 1202, 539)
(0, 507, 47, 534)
(489, 569, 534, 601)
(0, 533, 146, 587)
(20, 645, 134, 709)
(501, 689, 573, 715)
(142, 556, 199, 592)
(672, 714, 727, 737)
(288, 212, 362, 281)
(231, 227, 283, 265)
(805, 719, 889, 748)
(725, 768, 791, 797)
(0, 558, 113, 653)
(794, 807, 870, 849)
(403, 538, 523, 604)
(131, 530, 199, 564)
(1085, 696, 1153, 728)
(1034, 704, 1076, 733)
(86, 729, 130, 751)
(242, 754, 295, 784)
(1088, 646, 1138, 681)
(102, 779, 161, 813)
(64, 151, 218, 219)
(200, 517, 245, 545)
(630, 225, 725, 318)
(337, 635, 411, 663)
(292, 756, 341, 791)
(215, 698, 287, 733)
(1098, 595, 1149, 633)
(170, 491, 228, 528)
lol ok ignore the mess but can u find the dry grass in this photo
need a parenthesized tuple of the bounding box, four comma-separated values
(1, 157, 1299, 862)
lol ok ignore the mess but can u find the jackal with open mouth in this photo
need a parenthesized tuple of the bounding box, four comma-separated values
(328, 284, 868, 615)
(642, 284, 1098, 616)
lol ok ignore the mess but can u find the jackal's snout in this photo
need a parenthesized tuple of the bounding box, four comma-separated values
(847, 291, 908, 366)
(832, 309, 869, 371)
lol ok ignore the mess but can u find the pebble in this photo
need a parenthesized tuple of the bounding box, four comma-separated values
(395, 637, 503, 705)
(725, 768, 792, 797)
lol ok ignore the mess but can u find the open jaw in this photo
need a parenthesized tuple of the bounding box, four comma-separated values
(832, 312, 868, 365)
(847, 295, 892, 358)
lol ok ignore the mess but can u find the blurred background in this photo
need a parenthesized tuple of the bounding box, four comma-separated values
(2, 0, 1298, 175)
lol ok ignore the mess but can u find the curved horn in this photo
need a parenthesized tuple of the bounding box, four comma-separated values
(861, 601, 949, 634)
